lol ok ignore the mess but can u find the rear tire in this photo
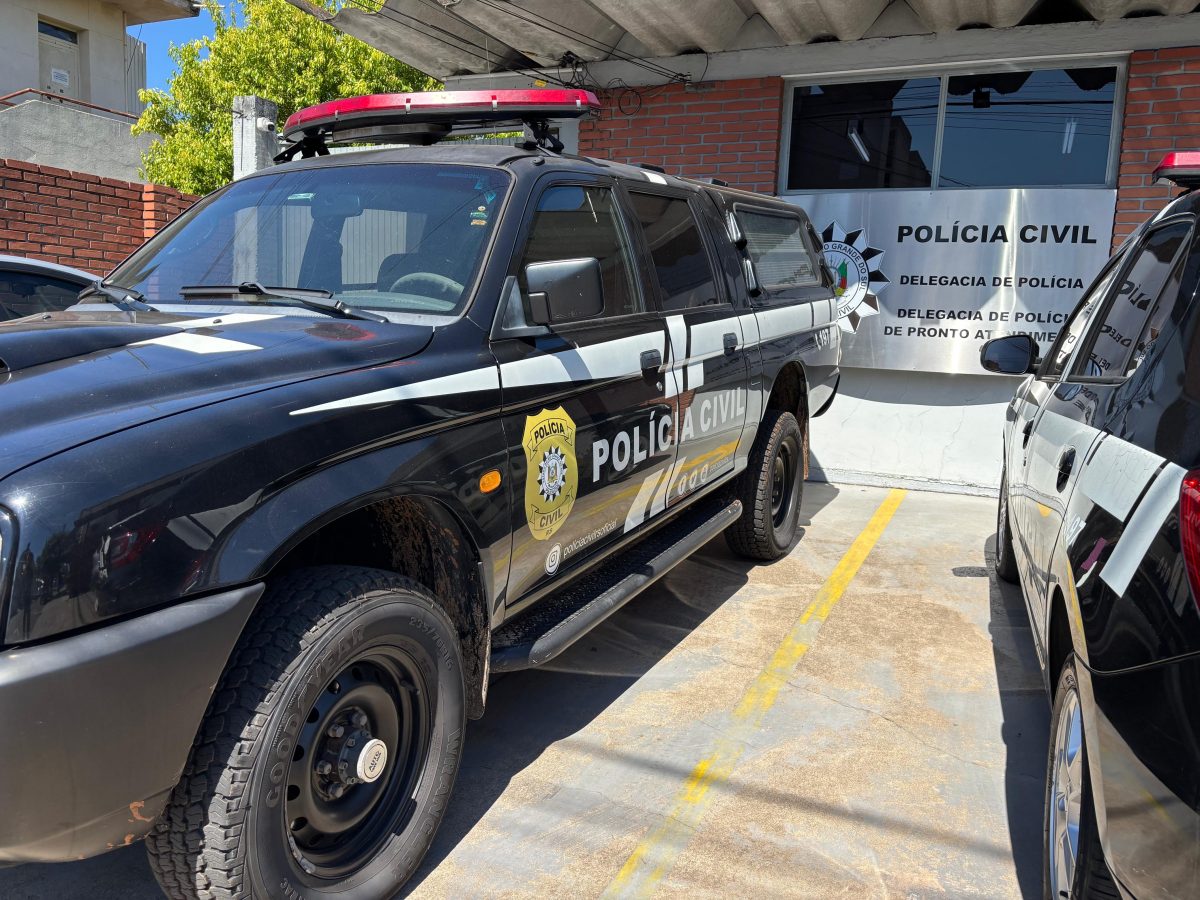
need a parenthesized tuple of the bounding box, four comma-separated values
(996, 470, 1019, 584)
(147, 566, 466, 900)
(1044, 658, 1119, 900)
(725, 409, 804, 561)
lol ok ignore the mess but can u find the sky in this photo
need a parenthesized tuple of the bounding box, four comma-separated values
(127, 6, 218, 93)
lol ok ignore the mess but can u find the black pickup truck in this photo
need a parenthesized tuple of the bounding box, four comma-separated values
(0, 90, 839, 899)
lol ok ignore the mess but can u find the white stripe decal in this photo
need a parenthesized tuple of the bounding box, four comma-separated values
(1100, 461, 1184, 596)
(291, 333, 661, 416)
(291, 366, 500, 415)
(172, 313, 282, 329)
(1077, 434, 1164, 522)
(501, 333, 663, 387)
(755, 304, 809, 341)
(133, 333, 261, 354)
(625, 469, 667, 533)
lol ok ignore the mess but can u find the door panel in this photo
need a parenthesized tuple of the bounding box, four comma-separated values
(496, 177, 679, 612)
(625, 189, 749, 506)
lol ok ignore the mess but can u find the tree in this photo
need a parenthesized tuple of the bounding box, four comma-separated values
(134, 0, 437, 195)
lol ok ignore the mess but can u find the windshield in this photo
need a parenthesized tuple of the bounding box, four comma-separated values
(107, 163, 509, 316)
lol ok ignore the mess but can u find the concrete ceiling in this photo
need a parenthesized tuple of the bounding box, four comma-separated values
(112, 0, 199, 26)
(288, 0, 1200, 79)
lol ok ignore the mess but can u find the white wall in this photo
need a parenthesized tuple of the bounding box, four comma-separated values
(0, 0, 141, 113)
(808, 367, 1022, 496)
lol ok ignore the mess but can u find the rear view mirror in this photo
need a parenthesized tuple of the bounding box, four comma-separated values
(980, 333, 1040, 375)
(525, 258, 604, 325)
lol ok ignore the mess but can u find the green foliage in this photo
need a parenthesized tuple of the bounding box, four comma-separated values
(134, 0, 438, 195)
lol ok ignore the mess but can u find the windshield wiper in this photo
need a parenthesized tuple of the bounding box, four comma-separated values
(78, 280, 159, 312)
(179, 282, 388, 323)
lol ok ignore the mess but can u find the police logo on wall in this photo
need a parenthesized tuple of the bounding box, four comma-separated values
(523, 407, 578, 541)
(821, 222, 890, 334)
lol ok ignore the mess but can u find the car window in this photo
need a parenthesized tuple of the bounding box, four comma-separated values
(1041, 258, 1121, 380)
(1074, 222, 1193, 379)
(518, 184, 640, 319)
(736, 208, 821, 288)
(0, 269, 83, 320)
(108, 164, 509, 316)
(628, 192, 720, 311)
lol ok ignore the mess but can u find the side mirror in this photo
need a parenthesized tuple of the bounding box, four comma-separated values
(525, 258, 604, 325)
(980, 333, 1040, 375)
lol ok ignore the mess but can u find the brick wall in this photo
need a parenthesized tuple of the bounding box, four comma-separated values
(578, 77, 783, 193)
(1114, 47, 1200, 249)
(0, 159, 196, 275)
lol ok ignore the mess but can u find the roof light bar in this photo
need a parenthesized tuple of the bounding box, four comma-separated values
(281, 89, 600, 149)
(1153, 151, 1200, 190)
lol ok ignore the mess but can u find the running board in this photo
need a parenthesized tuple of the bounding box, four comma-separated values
(491, 498, 742, 673)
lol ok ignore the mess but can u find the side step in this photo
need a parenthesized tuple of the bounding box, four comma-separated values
(491, 497, 742, 673)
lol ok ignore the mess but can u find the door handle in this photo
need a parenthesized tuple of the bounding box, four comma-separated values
(723, 332, 738, 354)
(1056, 447, 1076, 492)
(640, 349, 662, 373)
(1021, 419, 1034, 448)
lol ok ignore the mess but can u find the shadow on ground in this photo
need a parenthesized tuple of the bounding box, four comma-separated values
(0, 483, 838, 900)
(971, 533, 1049, 900)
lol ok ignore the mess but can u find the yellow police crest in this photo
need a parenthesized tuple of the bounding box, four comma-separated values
(523, 407, 578, 541)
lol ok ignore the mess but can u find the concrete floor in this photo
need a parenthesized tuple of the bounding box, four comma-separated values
(0, 483, 1049, 899)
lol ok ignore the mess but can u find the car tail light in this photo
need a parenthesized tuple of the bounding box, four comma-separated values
(1179, 472, 1200, 608)
(1153, 151, 1200, 190)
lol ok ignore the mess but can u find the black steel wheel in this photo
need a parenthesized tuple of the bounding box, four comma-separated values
(725, 409, 804, 561)
(148, 566, 466, 900)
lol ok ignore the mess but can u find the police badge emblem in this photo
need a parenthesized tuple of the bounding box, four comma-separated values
(523, 407, 578, 540)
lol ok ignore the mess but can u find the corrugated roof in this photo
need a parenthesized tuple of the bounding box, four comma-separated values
(286, 0, 1200, 79)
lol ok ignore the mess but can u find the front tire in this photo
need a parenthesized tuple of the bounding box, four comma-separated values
(148, 566, 466, 900)
(725, 409, 804, 561)
(1044, 658, 1119, 900)
(996, 470, 1019, 583)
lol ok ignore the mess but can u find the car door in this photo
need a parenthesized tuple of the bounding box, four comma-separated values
(493, 175, 679, 615)
(1007, 255, 1123, 637)
(1049, 217, 1198, 900)
(1022, 222, 1195, 641)
(623, 186, 748, 508)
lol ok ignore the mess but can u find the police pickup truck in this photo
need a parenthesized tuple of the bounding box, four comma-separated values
(0, 90, 839, 899)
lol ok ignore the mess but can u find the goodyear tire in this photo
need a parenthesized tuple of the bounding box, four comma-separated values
(1044, 659, 1120, 900)
(725, 409, 803, 561)
(996, 469, 1019, 584)
(147, 566, 466, 900)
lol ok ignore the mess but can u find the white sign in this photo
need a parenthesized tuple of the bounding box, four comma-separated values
(784, 188, 1118, 374)
(50, 68, 70, 88)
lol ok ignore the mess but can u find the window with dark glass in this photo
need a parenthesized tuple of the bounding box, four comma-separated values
(786, 78, 939, 191)
(1075, 222, 1193, 379)
(785, 66, 1118, 191)
(1044, 261, 1120, 379)
(0, 271, 82, 319)
(939, 68, 1117, 187)
(629, 192, 719, 310)
(737, 209, 821, 288)
(519, 185, 640, 319)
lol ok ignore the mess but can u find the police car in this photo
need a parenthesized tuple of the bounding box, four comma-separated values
(980, 151, 1200, 900)
(0, 90, 839, 898)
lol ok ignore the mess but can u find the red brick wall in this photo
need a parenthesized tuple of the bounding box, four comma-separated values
(1114, 47, 1200, 249)
(578, 77, 783, 193)
(0, 159, 196, 275)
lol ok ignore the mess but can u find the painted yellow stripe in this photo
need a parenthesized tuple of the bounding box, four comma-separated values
(602, 488, 907, 898)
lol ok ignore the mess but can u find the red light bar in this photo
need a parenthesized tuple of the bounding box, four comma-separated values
(1153, 151, 1200, 189)
(282, 89, 599, 145)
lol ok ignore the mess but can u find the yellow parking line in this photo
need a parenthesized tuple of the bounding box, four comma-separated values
(602, 488, 907, 898)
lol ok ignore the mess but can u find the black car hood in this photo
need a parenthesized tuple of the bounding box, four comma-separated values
(0, 308, 433, 476)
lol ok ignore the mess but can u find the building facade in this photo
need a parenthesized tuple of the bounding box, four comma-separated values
(280, 3, 1200, 490)
(0, 0, 197, 182)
